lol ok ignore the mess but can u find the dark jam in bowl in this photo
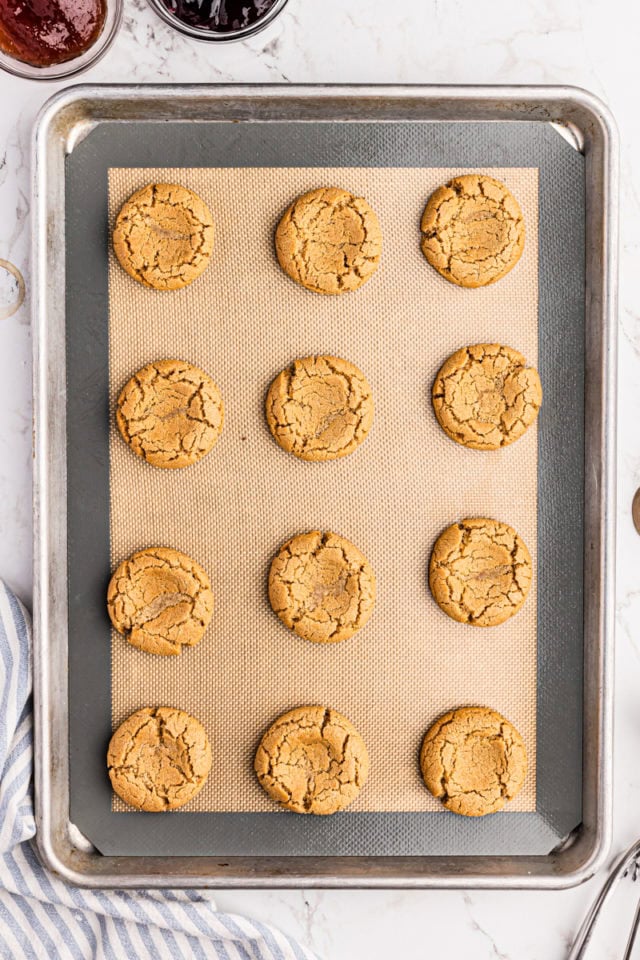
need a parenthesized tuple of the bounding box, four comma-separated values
(160, 0, 279, 32)
(0, 0, 107, 66)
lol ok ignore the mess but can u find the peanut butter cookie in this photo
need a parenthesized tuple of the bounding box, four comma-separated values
(275, 187, 382, 294)
(420, 706, 527, 817)
(113, 183, 215, 290)
(429, 518, 532, 627)
(266, 355, 374, 461)
(107, 547, 214, 656)
(116, 359, 224, 469)
(254, 705, 370, 815)
(269, 531, 376, 643)
(108, 707, 212, 812)
(432, 343, 542, 450)
(421, 174, 525, 287)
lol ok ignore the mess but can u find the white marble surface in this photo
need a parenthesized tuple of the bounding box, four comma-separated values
(0, 0, 637, 955)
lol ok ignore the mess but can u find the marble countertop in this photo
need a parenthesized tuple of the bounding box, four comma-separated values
(0, 0, 637, 955)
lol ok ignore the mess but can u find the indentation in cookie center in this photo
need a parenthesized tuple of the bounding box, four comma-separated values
(471, 563, 511, 583)
(310, 404, 348, 441)
(309, 568, 349, 611)
(477, 387, 506, 419)
(450, 738, 507, 794)
(135, 591, 193, 625)
(143, 213, 193, 243)
(153, 402, 190, 425)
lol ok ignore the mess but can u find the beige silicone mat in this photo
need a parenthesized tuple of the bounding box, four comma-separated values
(108, 165, 538, 814)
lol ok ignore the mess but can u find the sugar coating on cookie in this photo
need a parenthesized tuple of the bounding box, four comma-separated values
(275, 187, 382, 294)
(421, 174, 525, 288)
(116, 359, 224, 469)
(269, 531, 376, 643)
(432, 343, 542, 450)
(107, 547, 214, 656)
(108, 707, 212, 812)
(254, 705, 370, 815)
(429, 518, 532, 627)
(420, 706, 527, 816)
(113, 183, 215, 290)
(266, 355, 374, 461)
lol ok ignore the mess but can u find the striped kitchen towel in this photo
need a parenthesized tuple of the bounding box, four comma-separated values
(0, 580, 319, 960)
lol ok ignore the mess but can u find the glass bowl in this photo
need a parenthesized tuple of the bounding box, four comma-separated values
(0, 0, 123, 81)
(147, 0, 289, 43)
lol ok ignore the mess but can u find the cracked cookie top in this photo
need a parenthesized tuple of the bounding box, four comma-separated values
(265, 355, 374, 461)
(108, 706, 212, 812)
(268, 530, 376, 643)
(275, 187, 382, 295)
(107, 546, 214, 656)
(420, 706, 527, 817)
(254, 705, 370, 815)
(429, 518, 532, 627)
(113, 183, 215, 291)
(116, 359, 224, 469)
(432, 343, 542, 450)
(420, 174, 525, 288)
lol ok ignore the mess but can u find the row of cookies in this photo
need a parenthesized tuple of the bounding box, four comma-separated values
(106, 534, 374, 656)
(115, 343, 542, 475)
(114, 355, 371, 470)
(270, 342, 542, 458)
(107, 509, 532, 663)
(108, 702, 527, 819)
(112, 175, 525, 294)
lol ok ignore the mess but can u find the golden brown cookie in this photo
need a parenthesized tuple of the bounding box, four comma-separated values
(429, 518, 532, 627)
(420, 174, 525, 287)
(107, 547, 214, 656)
(113, 183, 215, 291)
(275, 187, 382, 294)
(108, 707, 212, 812)
(268, 531, 376, 643)
(420, 706, 527, 816)
(265, 355, 374, 461)
(432, 343, 542, 450)
(116, 359, 224, 469)
(254, 705, 370, 814)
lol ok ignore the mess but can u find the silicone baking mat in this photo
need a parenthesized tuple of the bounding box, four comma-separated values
(108, 164, 539, 814)
(65, 121, 585, 857)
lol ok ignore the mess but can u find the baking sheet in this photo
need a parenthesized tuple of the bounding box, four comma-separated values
(65, 120, 585, 856)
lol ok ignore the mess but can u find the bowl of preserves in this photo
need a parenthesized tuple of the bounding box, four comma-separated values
(0, 0, 123, 80)
(147, 0, 289, 43)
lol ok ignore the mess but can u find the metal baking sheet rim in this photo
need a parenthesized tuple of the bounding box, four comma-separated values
(32, 83, 618, 889)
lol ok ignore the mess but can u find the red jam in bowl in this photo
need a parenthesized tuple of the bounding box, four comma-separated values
(0, 0, 107, 67)
(160, 0, 278, 32)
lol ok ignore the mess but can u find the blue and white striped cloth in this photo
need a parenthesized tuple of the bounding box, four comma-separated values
(0, 580, 319, 960)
